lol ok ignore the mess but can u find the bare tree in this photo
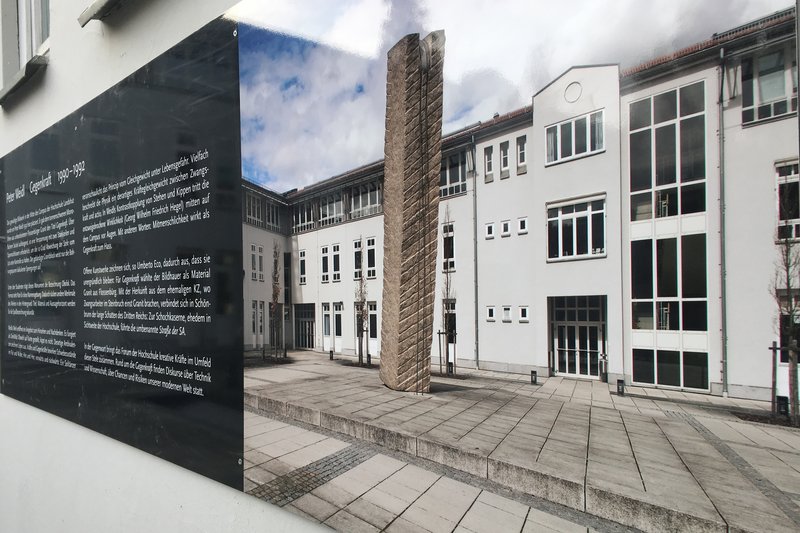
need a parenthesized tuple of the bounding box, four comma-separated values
(354, 236, 368, 366)
(773, 218, 800, 426)
(271, 240, 282, 359)
(441, 206, 454, 375)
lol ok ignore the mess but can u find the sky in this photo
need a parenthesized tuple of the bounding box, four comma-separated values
(228, 0, 792, 193)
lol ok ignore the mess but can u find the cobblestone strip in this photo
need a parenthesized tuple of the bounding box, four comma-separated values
(247, 443, 376, 507)
(682, 413, 800, 528)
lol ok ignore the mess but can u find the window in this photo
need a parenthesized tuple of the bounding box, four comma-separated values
(484, 146, 494, 177)
(778, 163, 800, 239)
(440, 151, 468, 197)
(319, 194, 343, 227)
(501, 220, 510, 237)
(299, 250, 306, 285)
(629, 82, 706, 221)
(742, 47, 798, 124)
(245, 192, 263, 227)
(502, 306, 511, 322)
(516, 136, 527, 171)
(485, 223, 495, 239)
(444, 300, 456, 343)
(500, 141, 510, 178)
(353, 240, 362, 280)
(258, 245, 264, 282)
(332, 244, 340, 282)
(292, 201, 314, 233)
(250, 244, 264, 281)
(250, 244, 257, 281)
(518, 217, 528, 235)
(251, 300, 257, 334)
(245, 193, 281, 232)
(630, 235, 707, 332)
(321, 246, 329, 283)
(334, 302, 343, 337)
(519, 306, 529, 322)
(442, 223, 455, 271)
(366, 237, 376, 278)
(486, 306, 495, 321)
(546, 110, 604, 164)
(350, 181, 383, 219)
(547, 198, 606, 260)
(368, 302, 378, 340)
(258, 301, 265, 335)
(632, 349, 708, 390)
(322, 303, 331, 336)
(16, 0, 50, 66)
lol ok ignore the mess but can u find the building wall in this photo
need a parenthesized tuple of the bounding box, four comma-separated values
(533, 65, 624, 378)
(475, 125, 537, 373)
(242, 223, 286, 349)
(722, 48, 799, 399)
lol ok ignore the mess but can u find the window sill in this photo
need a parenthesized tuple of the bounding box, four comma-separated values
(500, 169, 510, 179)
(518, 230, 528, 235)
(546, 253, 607, 264)
(0, 55, 48, 106)
(484, 173, 494, 183)
(485, 235, 494, 240)
(519, 319, 529, 323)
(78, 0, 129, 27)
(544, 148, 605, 168)
(517, 165, 527, 175)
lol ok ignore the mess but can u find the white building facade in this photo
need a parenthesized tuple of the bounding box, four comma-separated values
(246, 8, 800, 401)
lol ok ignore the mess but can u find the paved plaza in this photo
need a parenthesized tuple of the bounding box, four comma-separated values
(244, 351, 800, 532)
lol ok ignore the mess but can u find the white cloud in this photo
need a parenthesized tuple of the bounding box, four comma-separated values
(234, 0, 793, 192)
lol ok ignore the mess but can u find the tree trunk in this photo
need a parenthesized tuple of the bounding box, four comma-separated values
(791, 348, 799, 426)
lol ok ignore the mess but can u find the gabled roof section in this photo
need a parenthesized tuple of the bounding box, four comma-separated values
(621, 7, 795, 79)
(533, 64, 619, 99)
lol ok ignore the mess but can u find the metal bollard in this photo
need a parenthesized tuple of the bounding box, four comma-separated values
(530, 370, 537, 385)
(616, 379, 625, 396)
(329, 350, 333, 361)
(447, 362, 454, 375)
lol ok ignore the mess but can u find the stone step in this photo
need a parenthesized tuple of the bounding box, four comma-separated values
(245, 389, 758, 532)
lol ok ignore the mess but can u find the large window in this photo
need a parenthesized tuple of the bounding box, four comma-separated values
(299, 250, 306, 285)
(629, 81, 706, 221)
(332, 244, 340, 282)
(321, 246, 329, 283)
(292, 201, 314, 233)
(632, 349, 708, 390)
(546, 110, 604, 164)
(350, 181, 382, 219)
(547, 198, 606, 260)
(742, 47, 798, 124)
(353, 240, 362, 280)
(244, 191, 281, 231)
(440, 151, 468, 197)
(250, 244, 264, 282)
(631, 234, 707, 332)
(777, 163, 800, 239)
(319, 194, 343, 227)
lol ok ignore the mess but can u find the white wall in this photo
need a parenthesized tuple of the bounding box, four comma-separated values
(0, 1, 314, 530)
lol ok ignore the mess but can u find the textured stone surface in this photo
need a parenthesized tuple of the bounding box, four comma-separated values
(380, 30, 445, 393)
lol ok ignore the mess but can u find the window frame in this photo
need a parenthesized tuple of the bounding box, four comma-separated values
(442, 223, 455, 272)
(741, 45, 798, 125)
(502, 306, 512, 323)
(332, 244, 341, 282)
(299, 250, 306, 285)
(516, 135, 527, 171)
(485, 223, 495, 239)
(777, 162, 800, 241)
(440, 150, 468, 198)
(518, 217, 528, 235)
(519, 306, 529, 323)
(321, 246, 329, 283)
(545, 109, 605, 165)
(547, 196, 607, 261)
(500, 220, 511, 237)
(366, 237, 377, 279)
(486, 306, 495, 321)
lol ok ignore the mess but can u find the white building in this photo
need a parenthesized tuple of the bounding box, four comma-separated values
(245, 8, 800, 401)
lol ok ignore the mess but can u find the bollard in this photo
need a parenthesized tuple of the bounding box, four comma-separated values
(367, 353, 371, 366)
(778, 395, 789, 416)
(447, 362, 454, 375)
(617, 379, 625, 396)
(530, 370, 537, 385)
(329, 350, 333, 361)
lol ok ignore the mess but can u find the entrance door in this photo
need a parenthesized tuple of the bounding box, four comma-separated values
(333, 302, 343, 352)
(294, 304, 315, 349)
(551, 296, 605, 378)
(322, 303, 331, 352)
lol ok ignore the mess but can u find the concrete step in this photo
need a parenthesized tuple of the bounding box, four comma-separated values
(246, 389, 784, 532)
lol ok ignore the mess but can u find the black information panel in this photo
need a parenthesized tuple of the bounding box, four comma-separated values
(0, 18, 243, 489)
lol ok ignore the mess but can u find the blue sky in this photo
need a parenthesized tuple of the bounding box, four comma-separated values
(231, 0, 791, 193)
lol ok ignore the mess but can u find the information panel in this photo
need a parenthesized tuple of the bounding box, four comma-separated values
(1, 18, 243, 489)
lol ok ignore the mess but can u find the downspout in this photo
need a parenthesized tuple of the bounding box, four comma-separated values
(471, 134, 480, 368)
(718, 47, 729, 397)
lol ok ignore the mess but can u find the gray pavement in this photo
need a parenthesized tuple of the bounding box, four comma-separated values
(244, 351, 800, 532)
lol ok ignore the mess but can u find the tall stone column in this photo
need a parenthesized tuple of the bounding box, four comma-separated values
(379, 30, 445, 393)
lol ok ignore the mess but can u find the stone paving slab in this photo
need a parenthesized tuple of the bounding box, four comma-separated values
(245, 361, 800, 533)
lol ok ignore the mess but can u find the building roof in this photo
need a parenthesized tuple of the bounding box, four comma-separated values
(621, 6, 795, 79)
